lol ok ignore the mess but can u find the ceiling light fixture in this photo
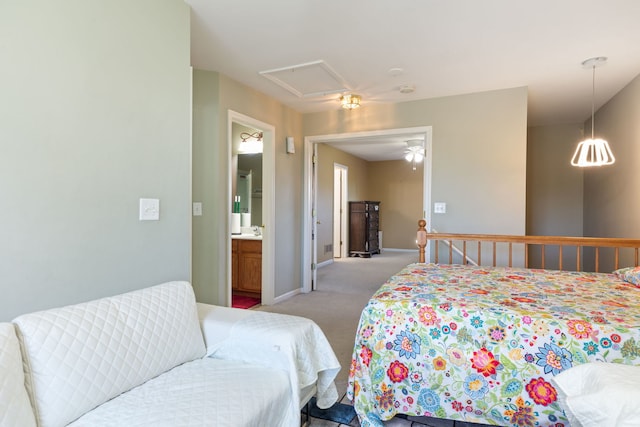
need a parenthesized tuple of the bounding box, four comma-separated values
(340, 94, 361, 110)
(571, 57, 615, 167)
(404, 139, 424, 171)
(399, 84, 415, 94)
(238, 131, 263, 154)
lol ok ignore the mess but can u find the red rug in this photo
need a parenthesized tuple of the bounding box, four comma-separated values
(232, 294, 261, 309)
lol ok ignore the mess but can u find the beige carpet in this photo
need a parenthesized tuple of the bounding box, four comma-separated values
(257, 249, 419, 394)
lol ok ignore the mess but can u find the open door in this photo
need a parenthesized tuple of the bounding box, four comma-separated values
(333, 163, 348, 258)
(311, 143, 319, 290)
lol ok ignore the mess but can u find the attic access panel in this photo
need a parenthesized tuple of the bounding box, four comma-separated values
(259, 60, 350, 98)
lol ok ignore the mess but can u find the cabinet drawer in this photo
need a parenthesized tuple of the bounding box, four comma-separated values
(240, 239, 262, 254)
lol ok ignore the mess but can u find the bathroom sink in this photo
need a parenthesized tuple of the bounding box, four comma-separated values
(231, 233, 262, 240)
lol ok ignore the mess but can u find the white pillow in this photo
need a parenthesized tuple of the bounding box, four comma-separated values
(0, 323, 37, 427)
(551, 362, 640, 427)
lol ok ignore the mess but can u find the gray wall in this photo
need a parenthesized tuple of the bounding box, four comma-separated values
(191, 70, 221, 304)
(0, 0, 192, 320)
(315, 145, 424, 261)
(305, 87, 529, 236)
(315, 144, 370, 263)
(526, 124, 584, 269)
(526, 72, 640, 271)
(192, 71, 304, 305)
(192, 82, 528, 304)
(584, 72, 640, 269)
(367, 160, 424, 250)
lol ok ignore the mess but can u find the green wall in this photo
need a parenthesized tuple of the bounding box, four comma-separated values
(192, 81, 529, 303)
(192, 71, 304, 304)
(0, 0, 192, 320)
(305, 88, 529, 236)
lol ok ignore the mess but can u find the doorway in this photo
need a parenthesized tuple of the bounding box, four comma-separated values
(302, 126, 433, 292)
(333, 164, 348, 259)
(227, 110, 275, 307)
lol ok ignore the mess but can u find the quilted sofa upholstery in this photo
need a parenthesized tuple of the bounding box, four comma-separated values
(0, 323, 37, 427)
(1, 281, 329, 427)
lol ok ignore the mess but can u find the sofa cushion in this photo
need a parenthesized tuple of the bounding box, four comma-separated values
(0, 323, 37, 427)
(66, 358, 295, 427)
(13, 281, 205, 427)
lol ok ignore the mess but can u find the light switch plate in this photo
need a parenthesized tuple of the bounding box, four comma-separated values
(286, 136, 295, 154)
(434, 202, 447, 214)
(192, 202, 202, 216)
(139, 198, 160, 220)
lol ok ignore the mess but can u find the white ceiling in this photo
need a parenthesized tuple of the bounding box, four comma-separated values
(186, 0, 640, 160)
(317, 132, 428, 162)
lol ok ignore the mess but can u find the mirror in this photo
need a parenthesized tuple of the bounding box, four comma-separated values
(237, 153, 262, 226)
(232, 123, 262, 227)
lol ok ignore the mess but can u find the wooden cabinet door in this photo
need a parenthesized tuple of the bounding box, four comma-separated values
(239, 253, 262, 293)
(232, 240, 239, 290)
(237, 239, 262, 294)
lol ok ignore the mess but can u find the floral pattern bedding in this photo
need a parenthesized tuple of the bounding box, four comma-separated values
(347, 263, 640, 427)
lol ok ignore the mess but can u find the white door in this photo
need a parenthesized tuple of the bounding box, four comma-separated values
(311, 143, 319, 290)
(333, 164, 348, 258)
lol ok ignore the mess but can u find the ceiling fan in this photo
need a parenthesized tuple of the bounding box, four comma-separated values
(404, 139, 425, 171)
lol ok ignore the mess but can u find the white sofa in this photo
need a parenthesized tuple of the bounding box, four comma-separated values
(0, 281, 340, 427)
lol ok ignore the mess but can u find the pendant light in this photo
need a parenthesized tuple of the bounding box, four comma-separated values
(571, 57, 615, 167)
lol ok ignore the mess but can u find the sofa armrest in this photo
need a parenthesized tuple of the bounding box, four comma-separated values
(196, 303, 254, 355)
(198, 307, 340, 409)
(0, 323, 37, 427)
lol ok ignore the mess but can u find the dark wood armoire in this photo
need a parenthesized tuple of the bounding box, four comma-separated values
(349, 201, 380, 257)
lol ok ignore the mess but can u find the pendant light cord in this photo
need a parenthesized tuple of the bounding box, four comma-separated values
(590, 64, 595, 139)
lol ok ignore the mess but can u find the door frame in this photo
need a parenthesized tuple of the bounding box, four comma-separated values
(227, 110, 275, 306)
(302, 126, 433, 293)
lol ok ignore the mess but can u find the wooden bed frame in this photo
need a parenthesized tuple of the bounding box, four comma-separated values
(416, 219, 640, 272)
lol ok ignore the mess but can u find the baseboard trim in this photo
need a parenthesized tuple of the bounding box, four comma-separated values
(381, 248, 416, 253)
(317, 259, 334, 268)
(273, 287, 301, 304)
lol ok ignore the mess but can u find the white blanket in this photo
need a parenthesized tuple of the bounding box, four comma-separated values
(201, 308, 340, 410)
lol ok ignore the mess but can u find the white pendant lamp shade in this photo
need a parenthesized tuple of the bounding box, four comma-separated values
(571, 57, 615, 167)
(571, 138, 615, 167)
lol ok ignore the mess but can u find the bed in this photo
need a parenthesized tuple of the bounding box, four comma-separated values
(347, 220, 640, 427)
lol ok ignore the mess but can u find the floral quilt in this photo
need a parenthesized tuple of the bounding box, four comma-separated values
(347, 263, 640, 427)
